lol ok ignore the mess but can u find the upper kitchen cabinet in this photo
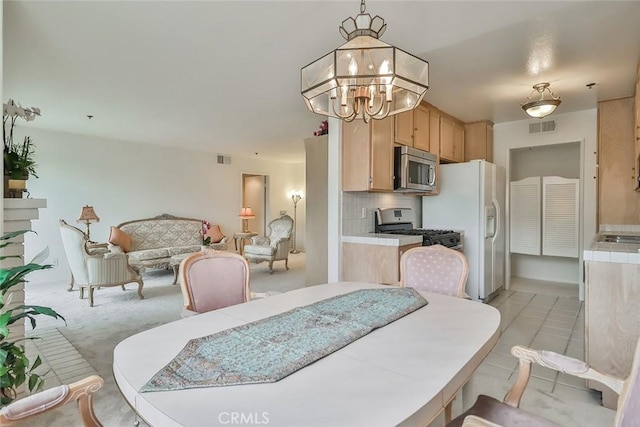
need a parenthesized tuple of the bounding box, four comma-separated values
(464, 121, 494, 162)
(394, 104, 431, 153)
(598, 97, 640, 224)
(343, 117, 394, 192)
(440, 115, 465, 163)
(635, 64, 640, 190)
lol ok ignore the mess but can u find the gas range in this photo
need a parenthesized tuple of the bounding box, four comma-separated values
(375, 208, 463, 250)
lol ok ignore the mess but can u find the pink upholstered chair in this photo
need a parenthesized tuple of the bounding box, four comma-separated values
(179, 250, 251, 316)
(0, 375, 104, 426)
(399, 245, 469, 298)
(450, 338, 640, 427)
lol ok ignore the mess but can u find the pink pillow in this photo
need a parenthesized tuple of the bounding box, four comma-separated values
(206, 225, 225, 243)
(109, 226, 132, 252)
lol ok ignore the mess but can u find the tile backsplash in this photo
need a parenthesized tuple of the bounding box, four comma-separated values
(342, 192, 422, 235)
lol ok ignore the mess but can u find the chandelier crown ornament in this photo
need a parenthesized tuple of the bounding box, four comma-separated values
(301, 0, 429, 123)
(521, 82, 561, 119)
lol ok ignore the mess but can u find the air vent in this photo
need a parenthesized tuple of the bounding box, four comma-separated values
(216, 154, 231, 165)
(529, 120, 556, 134)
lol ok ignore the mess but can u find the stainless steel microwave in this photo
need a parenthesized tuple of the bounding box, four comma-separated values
(394, 146, 437, 192)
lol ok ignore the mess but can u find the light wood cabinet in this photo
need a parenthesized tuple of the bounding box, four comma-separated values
(394, 105, 431, 153)
(464, 121, 494, 162)
(585, 260, 640, 409)
(394, 111, 413, 146)
(440, 116, 465, 163)
(429, 108, 441, 155)
(342, 117, 394, 192)
(635, 66, 640, 191)
(413, 104, 431, 152)
(341, 242, 422, 284)
(597, 97, 640, 224)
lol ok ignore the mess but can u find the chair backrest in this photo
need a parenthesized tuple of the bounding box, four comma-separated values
(266, 215, 294, 242)
(179, 251, 250, 313)
(399, 245, 469, 298)
(59, 220, 90, 285)
(616, 337, 640, 426)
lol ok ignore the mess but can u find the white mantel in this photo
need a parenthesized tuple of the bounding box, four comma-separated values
(1, 198, 47, 344)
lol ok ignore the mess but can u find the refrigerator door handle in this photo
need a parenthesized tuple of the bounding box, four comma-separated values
(491, 199, 500, 244)
(485, 206, 496, 238)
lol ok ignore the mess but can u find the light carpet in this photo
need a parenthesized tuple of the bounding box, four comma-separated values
(23, 252, 307, 426)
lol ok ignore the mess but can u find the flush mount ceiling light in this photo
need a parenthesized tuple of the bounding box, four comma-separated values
(521, 82, 561, 119)
(301, 0, 429, 123)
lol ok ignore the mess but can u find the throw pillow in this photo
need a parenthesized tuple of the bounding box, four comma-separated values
(109, 226, 132, 252)
(207, 225, 225, 243)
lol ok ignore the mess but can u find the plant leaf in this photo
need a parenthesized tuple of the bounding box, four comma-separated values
(28, 374, 38, 391)
(29, 247, 50, 265)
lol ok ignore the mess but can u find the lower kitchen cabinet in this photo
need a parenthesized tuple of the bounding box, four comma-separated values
(585, 260, 640, 409)
(341, 242, 422, 284)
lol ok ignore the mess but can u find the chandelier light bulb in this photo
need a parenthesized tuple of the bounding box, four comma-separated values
(521, 82, 561, 119)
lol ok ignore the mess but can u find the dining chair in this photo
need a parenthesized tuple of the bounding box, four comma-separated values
(399, 245, 470, 298)
(449, 338, 640, 427)
(0, 375, 104, 426)
(179, 250, 251, 316)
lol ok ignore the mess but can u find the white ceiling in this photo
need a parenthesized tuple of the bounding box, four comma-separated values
(4, 1, 640, 163)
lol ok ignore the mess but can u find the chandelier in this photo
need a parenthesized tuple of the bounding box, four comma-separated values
(521, 82, 561, 119)
(301, 0, 429, 122)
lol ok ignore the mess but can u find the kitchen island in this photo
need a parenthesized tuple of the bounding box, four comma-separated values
(341, 234, 423, 284)
(583, 230, 640, 409)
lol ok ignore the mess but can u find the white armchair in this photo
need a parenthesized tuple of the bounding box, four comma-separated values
(59, 220, 143, 307)
(243, 215, 294, 274)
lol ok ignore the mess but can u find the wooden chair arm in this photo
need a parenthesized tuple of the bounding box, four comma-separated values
(503, 345, 624, 408)
(0, 375, 104, 426)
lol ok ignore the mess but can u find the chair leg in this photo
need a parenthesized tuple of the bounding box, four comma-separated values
(68, 274, 75, 291)
(137, 280, 144, 300)
(79, 286, 85, 300)
(285, 258, 289, 270)
(269, 260, 274, 274)
(121, 285, 126, 291)
(89, 286, 95, 307)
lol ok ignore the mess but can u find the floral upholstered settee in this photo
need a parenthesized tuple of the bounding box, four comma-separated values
(109, 214, 227, 274)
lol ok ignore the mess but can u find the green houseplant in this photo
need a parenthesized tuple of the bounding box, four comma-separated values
(0, 230, 64, 406)
(3, 100, 41, 198)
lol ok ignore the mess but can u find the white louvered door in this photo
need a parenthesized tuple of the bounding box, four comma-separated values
(542, 177, 579, 258)
(509, 177, 541, 255)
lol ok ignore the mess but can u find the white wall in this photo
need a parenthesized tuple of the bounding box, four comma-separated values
(18, 127, 305, 283)
(494, 109, 597, 293)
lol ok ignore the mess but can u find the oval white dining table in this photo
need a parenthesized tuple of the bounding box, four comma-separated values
(113, 282, 500, 427)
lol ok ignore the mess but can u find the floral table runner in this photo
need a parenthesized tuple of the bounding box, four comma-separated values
(141, 287, 427, 392)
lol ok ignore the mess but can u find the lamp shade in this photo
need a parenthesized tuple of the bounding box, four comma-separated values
(238, 207, 255, 219)
(77, 205, 100, 223)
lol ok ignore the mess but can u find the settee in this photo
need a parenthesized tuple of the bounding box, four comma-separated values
(109, 214, 228, 274)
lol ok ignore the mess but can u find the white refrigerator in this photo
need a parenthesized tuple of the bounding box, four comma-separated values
(422, 160, 505, 302)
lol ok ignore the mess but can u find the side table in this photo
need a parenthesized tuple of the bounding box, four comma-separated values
(233, 232, 258, 255)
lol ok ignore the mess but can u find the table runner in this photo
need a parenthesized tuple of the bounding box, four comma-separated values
(141, 287, 427, 392)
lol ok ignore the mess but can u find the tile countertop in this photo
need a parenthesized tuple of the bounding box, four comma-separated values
(342, 233, 423, 247)
(584, 231, 640, 264)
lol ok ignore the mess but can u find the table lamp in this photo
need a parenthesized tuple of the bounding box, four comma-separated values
(77, 205, 100, 241)
(238, 207, 255, 233)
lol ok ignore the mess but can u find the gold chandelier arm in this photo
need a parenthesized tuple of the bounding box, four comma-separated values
(331, 97, 358, 122)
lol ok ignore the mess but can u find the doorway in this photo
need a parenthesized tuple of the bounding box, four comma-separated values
(242, 174, 268, 236)
(506, 141, 583, 298)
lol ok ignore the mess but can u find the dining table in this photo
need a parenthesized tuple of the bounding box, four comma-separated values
(113, 282, 501, 427)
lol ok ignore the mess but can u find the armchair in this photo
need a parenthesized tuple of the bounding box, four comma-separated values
(243, 215, 294, 274)
(59, 220, 143, 307)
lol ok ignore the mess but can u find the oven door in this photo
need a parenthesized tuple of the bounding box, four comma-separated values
(396, 153, 436, 192)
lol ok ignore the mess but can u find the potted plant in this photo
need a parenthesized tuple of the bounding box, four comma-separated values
(3, 99, 41, 198)
(0, 230, 64, 406)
